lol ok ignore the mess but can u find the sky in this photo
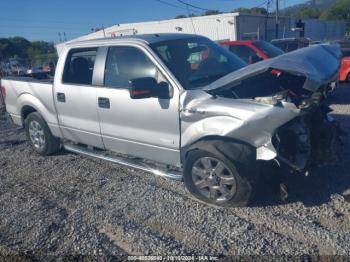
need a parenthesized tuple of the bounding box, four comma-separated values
(0, 0, 308, 43)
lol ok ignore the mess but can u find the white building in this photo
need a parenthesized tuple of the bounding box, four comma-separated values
(56, 12, 346, 55)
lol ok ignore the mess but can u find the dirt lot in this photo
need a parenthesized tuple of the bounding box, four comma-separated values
(0, 84, 350, 260)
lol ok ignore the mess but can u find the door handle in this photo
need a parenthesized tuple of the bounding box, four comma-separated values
(98, 97, 110, 109)
(57, 92, 66, 102)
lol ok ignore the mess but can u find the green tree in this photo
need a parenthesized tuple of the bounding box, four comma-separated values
(203, 10, 221, 16)
(320, 0, 350, 32)
(250, 7, 268, 15)
(175, 15, 187, 19)
(320, 0, 350, 20)
(296, 7, 321, 19)
(27, 41, 57, 66)
(232, 7, 268, 15)
(0, 37, 57, 66)
(232, 7, 251, 13)
(8, 37, 31, 59)
(0, 39, 10, 59)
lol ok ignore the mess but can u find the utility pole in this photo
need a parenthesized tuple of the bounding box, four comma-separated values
(275, 0, 279, 39)
(265, 0, 271, 41)
(102, 24, 106, 38)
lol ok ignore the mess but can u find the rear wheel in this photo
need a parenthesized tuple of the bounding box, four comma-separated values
(25, 112, 60, 155)
(184, 150, 253, 207)
(347, 73, 350, 83)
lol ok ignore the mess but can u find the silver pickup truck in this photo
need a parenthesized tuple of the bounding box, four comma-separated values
(1, 34, 342, 207)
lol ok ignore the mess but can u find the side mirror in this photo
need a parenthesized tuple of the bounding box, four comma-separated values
(129, 77, 171, 99)
(249, 55, 263, 64)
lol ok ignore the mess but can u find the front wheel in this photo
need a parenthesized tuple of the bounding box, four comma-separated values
(25, 112, 60, 155)
(183, 150, 253, 207)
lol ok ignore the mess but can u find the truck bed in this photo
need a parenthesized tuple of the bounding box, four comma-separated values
(1, 74, 57, 128)
(3, 72, 54, 84)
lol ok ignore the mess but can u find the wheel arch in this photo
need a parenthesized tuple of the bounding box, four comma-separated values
(182, 135, 260, 207)
(17, 93, 56, 127)
(21, 105, 37, 125)
(181, 135, 257, 168)
(24, 109, 61, 155)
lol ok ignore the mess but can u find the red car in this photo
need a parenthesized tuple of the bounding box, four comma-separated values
(220, 40, 284, 64)
(42, 62, 55, 74)
(339, 49, 350, 82)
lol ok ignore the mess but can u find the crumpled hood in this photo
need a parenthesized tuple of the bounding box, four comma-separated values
(203, 44, 341, 92)
(180, 89, 299, 123)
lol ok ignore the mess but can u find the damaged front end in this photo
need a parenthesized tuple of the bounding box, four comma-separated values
(197, 44, 343, 174)
(272, 103, 342, 173)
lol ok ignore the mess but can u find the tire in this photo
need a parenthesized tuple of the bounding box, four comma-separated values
(25, 112, 60, 155)
(183, 149, 253, 207)
(347, 73, 350, 83)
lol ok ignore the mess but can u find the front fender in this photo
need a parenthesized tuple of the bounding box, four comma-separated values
(181, 114, 244, 148)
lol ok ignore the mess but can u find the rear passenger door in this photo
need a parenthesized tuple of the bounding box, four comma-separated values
(54, 47, 104, 148)
(96, 45, 181, 166)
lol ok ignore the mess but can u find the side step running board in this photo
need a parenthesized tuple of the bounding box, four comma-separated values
(63, 144, 183, 181)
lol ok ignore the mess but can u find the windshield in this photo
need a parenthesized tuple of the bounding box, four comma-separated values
(150, 37, 246, 90)
(253, 41, 284, 58)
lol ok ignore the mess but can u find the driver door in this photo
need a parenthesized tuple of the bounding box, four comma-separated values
(96, 45, 181, 166)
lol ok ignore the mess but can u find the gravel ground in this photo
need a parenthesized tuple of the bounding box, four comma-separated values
(0, 84, 350, 260)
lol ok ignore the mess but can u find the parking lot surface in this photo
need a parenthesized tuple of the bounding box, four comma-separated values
(0, 84, 350, 259)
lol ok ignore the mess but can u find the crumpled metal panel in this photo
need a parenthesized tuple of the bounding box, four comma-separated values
(180, 90, 300, 161)
(203, 44, 341, 93)
(180, 45, 341, 162)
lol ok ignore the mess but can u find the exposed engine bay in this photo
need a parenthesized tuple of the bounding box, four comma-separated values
(206, 67, 343, 173)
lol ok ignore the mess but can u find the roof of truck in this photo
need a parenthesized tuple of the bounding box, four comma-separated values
(65, 33, 202, 47)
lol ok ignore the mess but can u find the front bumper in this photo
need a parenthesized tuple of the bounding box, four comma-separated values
(271, 106, 341, 173)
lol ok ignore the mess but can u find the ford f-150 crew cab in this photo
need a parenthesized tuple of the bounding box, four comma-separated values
(1, 34, 342, 207)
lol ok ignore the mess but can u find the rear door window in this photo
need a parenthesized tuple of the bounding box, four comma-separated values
(62, 48, 97, 85)
(253, 41, 284, 58)
(229, 45, 258, 63)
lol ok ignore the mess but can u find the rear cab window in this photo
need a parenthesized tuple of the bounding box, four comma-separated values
(62, 48, 97, 85)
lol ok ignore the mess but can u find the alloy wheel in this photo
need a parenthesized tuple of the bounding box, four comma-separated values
(191, 157, 237, 202)
(28, 120, 46, 150)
